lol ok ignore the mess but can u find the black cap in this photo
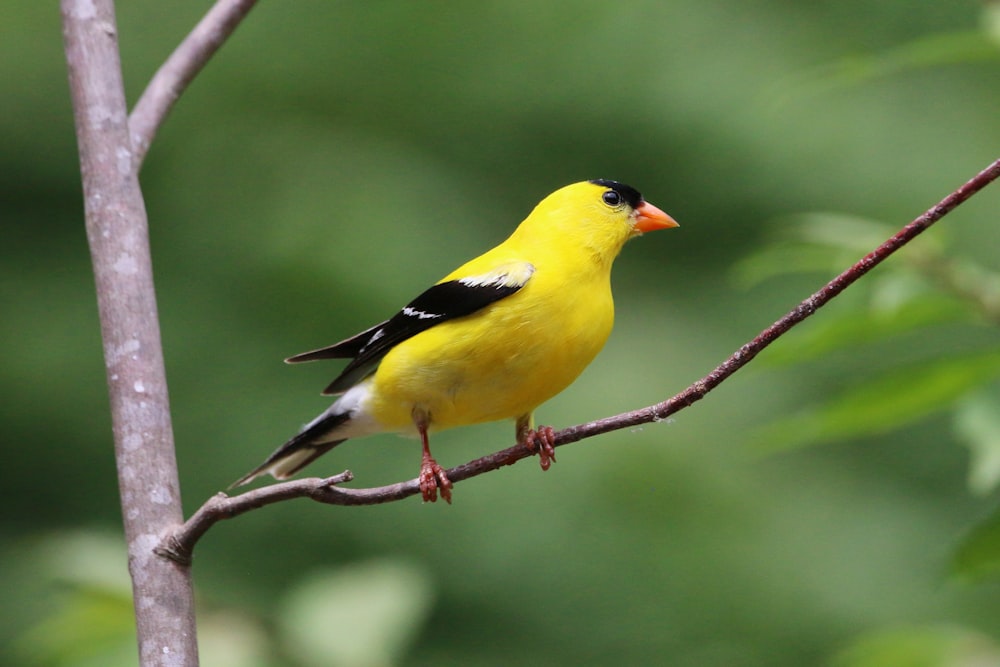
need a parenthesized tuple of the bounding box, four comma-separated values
(588, 179, 643, 209)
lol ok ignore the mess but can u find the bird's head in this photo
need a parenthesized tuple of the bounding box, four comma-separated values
(511, 180, 678, 266)
(586, 179, 678, 236)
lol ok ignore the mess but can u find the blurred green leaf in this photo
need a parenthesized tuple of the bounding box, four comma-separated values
(14, 532, 136, 667)
(954, 388, 1000, 496)
(768, 29, 1000, 108)
(37, 531, 131, 592)
(17, 590, 136, 667)
(198, 611, 272, 667)
(758, 290, 970, 367)
(982, 1, 1000, 47)
(731, 241, 856, 287)
(754, 350, 1000, 452)
(831, 624, 1000, 667)
(869, 272, 936, 315)
(953, 508, 1000, 582)
(793, 213, 905, 255)
(278, 559, 433, 667)
(733, 213, 900, 288)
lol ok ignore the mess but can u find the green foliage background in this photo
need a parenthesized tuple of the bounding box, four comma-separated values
(3, 1, 1000, 665)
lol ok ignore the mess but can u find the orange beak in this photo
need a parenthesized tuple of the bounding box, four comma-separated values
(634, 201, 679, 232)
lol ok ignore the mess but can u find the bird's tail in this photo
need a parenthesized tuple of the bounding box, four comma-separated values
(229, 410, 352, 489)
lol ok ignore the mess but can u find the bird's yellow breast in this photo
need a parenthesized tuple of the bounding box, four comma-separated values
(367, 263, 614, 433)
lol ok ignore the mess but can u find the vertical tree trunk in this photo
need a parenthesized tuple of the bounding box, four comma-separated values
(61, 1, 198, 664)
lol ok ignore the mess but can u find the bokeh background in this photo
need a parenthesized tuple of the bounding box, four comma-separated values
(4, 1, 1000, 666)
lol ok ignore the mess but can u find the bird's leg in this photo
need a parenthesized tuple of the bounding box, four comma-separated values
(413, 409, 452, 503)
(516, 414, 556, 471)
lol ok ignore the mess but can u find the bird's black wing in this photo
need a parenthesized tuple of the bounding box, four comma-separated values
(289, 262, 536, 395)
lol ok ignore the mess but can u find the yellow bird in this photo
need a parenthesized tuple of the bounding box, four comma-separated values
(233, 180, 678, 501)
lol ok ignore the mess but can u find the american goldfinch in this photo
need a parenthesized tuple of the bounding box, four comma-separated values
(234, 179, 678, 502)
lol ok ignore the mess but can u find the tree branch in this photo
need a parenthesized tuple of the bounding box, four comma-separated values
(129, 0, 258, 167)
(61, 1, 198, 664)
(156, 157, 1000, 564)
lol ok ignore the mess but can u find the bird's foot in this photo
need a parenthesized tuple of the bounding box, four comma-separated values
(524, 425, 557, 471)
(419, 453, 453, 504)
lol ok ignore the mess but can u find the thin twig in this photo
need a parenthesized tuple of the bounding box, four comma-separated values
(155, 472, 355, 565)
(129, 0, 259, 167)
(157, 157, 1000, 563)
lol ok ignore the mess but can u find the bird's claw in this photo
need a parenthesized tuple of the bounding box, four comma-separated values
(524, 425, 557, 471)
(419, 455, 453, 503)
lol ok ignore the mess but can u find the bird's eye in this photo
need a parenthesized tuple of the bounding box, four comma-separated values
(602, 190, 622, 207)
